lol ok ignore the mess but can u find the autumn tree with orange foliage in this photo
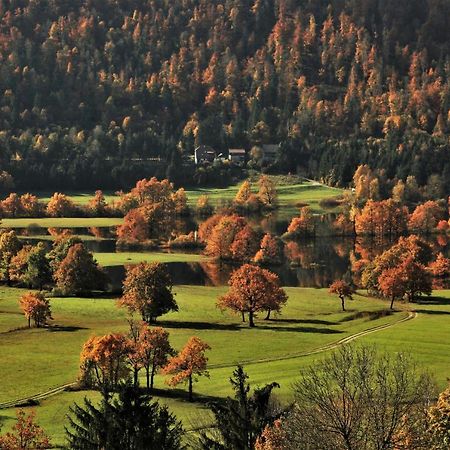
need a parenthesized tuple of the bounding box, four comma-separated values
(286, 207, 315, 238)
(1, 193, 22, 217)
(329, 280, 355, 311)
(408, 201, 444, 233)
(132, 323, 175, 390)
(54, 243, 106, 295)
(205, 215, 248, 260)
(20, 193, 42, 217)
(80, 333, 131, 395)
(218, 264, 287, 326)
(197, 214, 223, 242)
(372, 254, 432, 307)
(116, 208, 148, 242)
(46, 192, 77, 217)
(163, 336, 210, 401)
(118, 262, 177, 323)
(118, 177, 175, 211)
(0, 410, 50, 450)
(355, 199, 408, 237)
(378, 267, 407, 309)
(353, 164, 380, 204)
(254, 233, 285, 265)
(230, 225, 261, 261)
(116, 177, 188, 243)
(258, 175, 278, 209)
(9, 245, 32, 285)
(0, 230, 22, 284)
(196, 194, 214, 216)
(398, 256, 432, 302)
(234, 180, 252, 205)
(1, 193, 42, 218)
(429, 253, 450, 278)
(19, 292, 52, 328)
(361, 235, 433, 294)
(87, 190, 109, 216)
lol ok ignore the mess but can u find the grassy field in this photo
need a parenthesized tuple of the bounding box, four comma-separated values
(0, 217, 123, 228)
(1, 285, 449, 447)
(24, 176, 343, 220)
(185, 176, 343, 217)
(94, 251, 208, 266)
(36, 192, 118, 206)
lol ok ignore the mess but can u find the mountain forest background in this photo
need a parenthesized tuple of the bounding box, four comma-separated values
(0, 0, 449, 191)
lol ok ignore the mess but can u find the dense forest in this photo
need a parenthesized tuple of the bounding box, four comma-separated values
(0, 0, 449, 190)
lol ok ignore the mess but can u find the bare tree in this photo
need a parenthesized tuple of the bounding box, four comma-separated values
(285, 345, 434, 450)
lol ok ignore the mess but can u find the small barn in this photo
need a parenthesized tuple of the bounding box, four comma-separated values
(228, 148, 246, 165)
(194, 145, 216, 165)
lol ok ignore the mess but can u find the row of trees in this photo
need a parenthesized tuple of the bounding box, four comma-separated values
(79, 323, 210, 402)
(0, 190, 116, 218)
(0, 177, 188, 219)
(0, 230, 106, 295)
(200, 214, 284, 264)
(332, 235, 450, 310)
(3, 346, 449, 450)
(116, 261, 288, 328)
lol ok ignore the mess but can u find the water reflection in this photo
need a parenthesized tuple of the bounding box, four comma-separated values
(10, 225, 450, 290)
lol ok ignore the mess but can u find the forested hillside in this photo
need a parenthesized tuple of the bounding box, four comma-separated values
(0, 0, 449, 190)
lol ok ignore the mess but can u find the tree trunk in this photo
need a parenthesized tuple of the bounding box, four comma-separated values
(188, 375, 193, 402)
(133, 367, 139, 388)
(150, 364, 156, 390)
(241, 311, 245, 322)
(28, 317, 31, 328)
(249, 311, 255, 327)
(340, 295, 345, 311)
(390, 295, 395, 310)
(265, 309, 271, 320)
(146, 367, 150, 390)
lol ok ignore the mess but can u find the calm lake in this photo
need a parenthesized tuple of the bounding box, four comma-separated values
(13, 222, 450, 290)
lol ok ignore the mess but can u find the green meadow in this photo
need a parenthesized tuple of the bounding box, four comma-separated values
(0, 285, 449, 447)
(19, 176, 343, 220)
(0, 217, 123, 228)
(185, 176, 344, 217)
(94, 251, 208, 266)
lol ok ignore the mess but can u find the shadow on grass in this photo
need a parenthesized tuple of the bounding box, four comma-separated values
(254, 324, 342, 334)
(48, 325, 88, 332)
(0, 309, 23, 316)
(414, 309, 450, 315)
(414, 296, 450, 306)
(339, 310, 393, 323)
(159, 320, 241, 332)
(148, 387, 223, 406)
(160, 319, 342, 333)
(270, 318, 338, 326)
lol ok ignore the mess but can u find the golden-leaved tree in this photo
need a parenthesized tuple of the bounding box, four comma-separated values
(218, 264, 287, 326)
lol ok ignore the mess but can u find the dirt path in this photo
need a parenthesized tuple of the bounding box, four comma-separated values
(208, 310, 417, 369)
(0, 311, 417, 410)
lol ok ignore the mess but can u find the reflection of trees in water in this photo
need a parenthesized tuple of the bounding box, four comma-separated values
(198, 261, 231, 286)
(282, 238, 352, 287)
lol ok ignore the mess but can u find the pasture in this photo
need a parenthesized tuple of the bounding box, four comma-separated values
(94, 251, 209, 266)
(1, 285, 449, 447)
(15, 176, 344, 220)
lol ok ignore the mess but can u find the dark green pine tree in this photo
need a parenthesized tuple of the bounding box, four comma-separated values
(197, 365, 281, 450)
(66, 385, 184, 450)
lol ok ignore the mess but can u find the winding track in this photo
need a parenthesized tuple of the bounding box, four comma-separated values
(0, 310, 417, 410)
